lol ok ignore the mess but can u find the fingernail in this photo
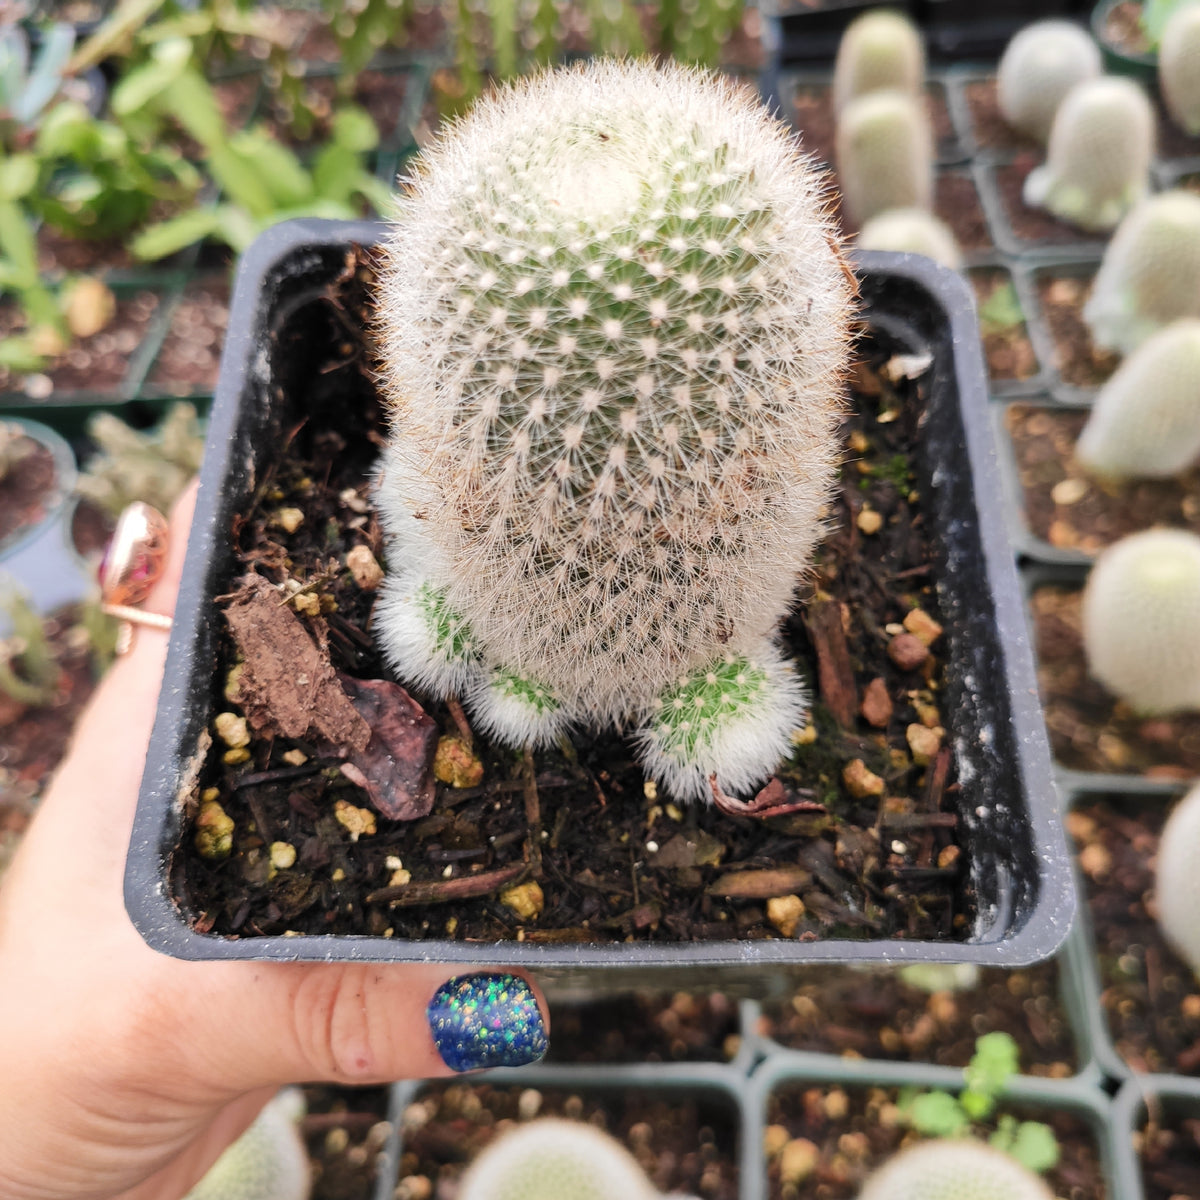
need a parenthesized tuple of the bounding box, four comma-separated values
(427, 973, 548, 1072)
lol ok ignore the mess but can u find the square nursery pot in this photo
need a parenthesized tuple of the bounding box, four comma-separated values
(125, 219, 1073, 993)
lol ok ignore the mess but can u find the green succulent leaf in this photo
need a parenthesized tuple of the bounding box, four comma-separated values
(906, 1091, 971, 1138)
(977, 280, 1025, 336)
(111, 36, 192, 117)
(131, 206, 224, 260)
(13, 22, 74, 124)
(0, 155, 37, 201)
(990, 1116, 1060, 1175)
(331, 105, 379, 154)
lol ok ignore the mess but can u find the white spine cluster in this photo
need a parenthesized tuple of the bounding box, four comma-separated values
(832, 9, 925, 115)
(1155, 781, 1200, 977)
(1159, 3, 1200, 135)
(1076, 319, 1200, 479)
(1083, 190, 1200, 355)
(1023, 77, 1155, 232)
(376, 60, 853, 802)
(1082, 529, 1200, 715)
(858, 207, 964, 269)
(185, 1090, 310, 1200)
(457, 1119, 665, 1200)
(836, 89, 934, 227)
(858, 1139, 1054, 1200)
(996, 20, 1102, 144)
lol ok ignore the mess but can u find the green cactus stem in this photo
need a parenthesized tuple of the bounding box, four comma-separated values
(1160, 3, 1200, 135)
(858, 206, 963, 269)
(832, 9, 925, 115)
(1155, 780, 1200, 977)
(858, 1139, 1054, 1200)
(996, 20, 1102, 144)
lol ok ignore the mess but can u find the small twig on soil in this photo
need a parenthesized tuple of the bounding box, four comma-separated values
(365, 862, 526, 907)
(803, 596, 858, 728)
(708, 775, 826, 820)
(244, 788, 275, 844)
(522, 748, 543, 878)
(446, 694, 473, 748)
(923, 746, 952, 811)
(235, 764, 320, 789)
(879, 811, 958, 831)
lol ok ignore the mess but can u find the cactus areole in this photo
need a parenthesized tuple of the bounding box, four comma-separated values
(374, 60, 855, 803)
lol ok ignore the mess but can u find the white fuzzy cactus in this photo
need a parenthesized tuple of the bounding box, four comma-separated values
(836, 89, 933, 227)
(185, 1089, 310, 1200)
(1023, 77, 1155, 232)
(996, 20, 1102, 145)
(1076, 319, 1200, 479)
(1154, 781, 1200, 976)
(1083, 191, 1200, 355)
(375, 60, 854, 803)
(858, 1139, 1054, 1200)
(1160, 3, 1200, 135)
(858, 207, 963, 269)
(832, 9, 925, 115)
(458, 1118, 686, 1200)
(1082, 529, 1200, 715)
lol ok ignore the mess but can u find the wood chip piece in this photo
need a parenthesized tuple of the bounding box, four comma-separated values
(860, 677, 893, 727)
(705, 865, 812, 898)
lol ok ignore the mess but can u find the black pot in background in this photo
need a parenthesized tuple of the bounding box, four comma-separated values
(125, 219, 1073, 991)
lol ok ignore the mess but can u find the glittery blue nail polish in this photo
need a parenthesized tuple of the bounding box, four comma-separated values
(427, 973, 548, 1072)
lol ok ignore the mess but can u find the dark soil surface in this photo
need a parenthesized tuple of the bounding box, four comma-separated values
(788, 81, 959, 170)
(934, 172, 991, 253)
(765, 1084, 1105, 1199)
(964, 77, 1039, 157)
(173, 250, 972, 948)
(1006, 405, 1200, 554)
(971, 271, 1036, 382)
(147, 277, 231, 395)
(302, 1084, 393, 1200)
(396, 1083, 739, 1200)
(1032, 585, 1200, 779)
(1034, 272, 1119, 391)
(1070, 798, 1200, 1075)
(995, 157, 1109, 250)
(546, 990, 740, 1064)
(0, 428, 58, 545)
(1138, 1102, 1200, 1200)
(757, 961, 1076, 1075)
(36, 226, 136, 274)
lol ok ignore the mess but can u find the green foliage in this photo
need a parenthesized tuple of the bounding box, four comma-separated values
(977, 281, 1025, 336)
(1142, 0, 1200, 47)
(898, 1034, 1060, 1175)
(0, 589, 60, 708)
(0, 21, 75, 129)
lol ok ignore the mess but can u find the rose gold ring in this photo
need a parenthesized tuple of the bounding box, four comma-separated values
(98, 501, 173, 639)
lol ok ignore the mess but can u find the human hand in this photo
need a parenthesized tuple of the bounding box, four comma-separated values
(0, 482, 548, 1200)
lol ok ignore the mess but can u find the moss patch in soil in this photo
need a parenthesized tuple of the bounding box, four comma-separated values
(1138, 1100, 1200, 1200)
(972, 271, 1036, 382)
(1007, 405, 1200, 554)
(1070, 797, 1200, 1076)
(964, 77, 1039, 157)
(995, 158, 1109, 251)
(172, 250, 970, 949)
(397, 1083, 739, 1200)
(546, 991, 740, 1064)
(147, 277, 231, 395)
(765, 1084, 1105, 1200)
(757, 961, 1076, 1075)
(1032, 585, 1200, 779)
(1034, 271, 1119, 390)
(301, 1084, 393, 1200)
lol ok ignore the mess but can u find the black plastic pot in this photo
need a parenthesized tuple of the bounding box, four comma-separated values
(125, 218, 1073, 990)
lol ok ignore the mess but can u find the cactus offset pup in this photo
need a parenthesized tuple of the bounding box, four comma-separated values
(375, 60, 854, 803)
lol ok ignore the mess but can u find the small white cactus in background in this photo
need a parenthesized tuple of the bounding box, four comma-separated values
(1075, 319, 1200, 479)
(832, 9, 925, 115)
(376, 60, 854, 803)
(1023, 77, 1155, 232)
(1083, 190, 1200, 355)
(995, 20, 1102, 145)
(857, 1139, 1054, 1200)
(1159, 3, 1200, 135)
(1154, 781, 1200, 977)
(185, 1089, 310, 1200)
(858, 207, 963, 269)
(836, 89, 933, 227)
(1082, 529, 1200, 716)
(458, 1118, 693, 1200)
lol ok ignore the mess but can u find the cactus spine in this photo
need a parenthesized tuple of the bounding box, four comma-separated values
(858, 1139, 1054, 1200)
(996, 20, 1102, 144)
(1083, 190, 1200, 356)
(858, 206, 963, 269)
(836, 89, 933, 227)
(184, 1089, 310, 1200)
(375, 60, 854, 802)
(1076, 319, 1200, 479)
(1082, 528, 1200, 716)
(1159, 2, 1200, 135)
(1155, 780, 1200, 977)
(1023, 77, 1154, 232)
(832, 9, 925, 115)
(458, 1118, 675, 1200)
